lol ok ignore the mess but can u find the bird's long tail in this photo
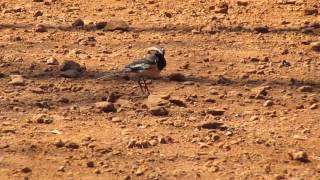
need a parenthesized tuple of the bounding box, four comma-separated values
(97, 69, 128, 80)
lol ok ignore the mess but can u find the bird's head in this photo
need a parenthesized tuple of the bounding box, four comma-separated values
(147, 46, 165, 56)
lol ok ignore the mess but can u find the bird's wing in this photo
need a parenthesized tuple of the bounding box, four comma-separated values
(125, 57, 156, 72)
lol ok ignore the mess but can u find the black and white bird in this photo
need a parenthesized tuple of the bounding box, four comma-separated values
(98, 46, 166, 95)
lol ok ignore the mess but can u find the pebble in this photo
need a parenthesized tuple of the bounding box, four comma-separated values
(237, 0, 249, 6)
(34, 114, 53, 124)
(104, 20, 129, 31)
(250, 115, 259, 121)
(65, 142, 80, 149)
(199, 121, 224, 129)
(298, 86, 313, 92)
(183, 81, 195, 85)
(206, 109, 225, 116)
(168, 73, 187, 82)
(149, 106, 169, 116)
(95, 21, 107, 29)
(95, 102, 116, 112)
(86, 161, 95, 168)
(264, 100, 274, 107)
(60, 60, 82, 71)
(34, 24, 47, 32)
(214, 2, 228, 14)
(254, 25, 269, 33)
(304, 8, 318, 16)
(34, 10, 43, 17)
(310, 42, 320, 52)
(21, 167, 32, 173)
(288, 150, 309, 162)
(9, 75, 26, 86)
(60, 69, 82, 78)
(72, 19, 84, 28)
(111, 117, 121, 122)
(54, 139, 65, 148)
(169, 97, 187, 107)
(46, 57, 59, 65)
(57, 166, 65, 172)
(310, 103, 318, 110)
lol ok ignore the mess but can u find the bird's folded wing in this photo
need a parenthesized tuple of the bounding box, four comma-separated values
(125, 58, 156, 72)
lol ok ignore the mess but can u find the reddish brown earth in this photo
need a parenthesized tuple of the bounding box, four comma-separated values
(0, 0, 319, 179)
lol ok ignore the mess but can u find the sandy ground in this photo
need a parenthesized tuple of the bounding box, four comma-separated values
(0, 0, 319, 179)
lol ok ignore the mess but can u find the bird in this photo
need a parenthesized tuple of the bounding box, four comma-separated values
(98, 46, 166, 95)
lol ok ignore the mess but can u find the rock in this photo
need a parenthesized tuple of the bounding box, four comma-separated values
(34, 114, 53, 124)
(57, 166, 65, 172)
(298, 86, 313, 92)
(72, 19, 85, 28)
(183, 81, 195, 85)
(237, 0, 249, 6)
(60, 69, 82, 78)
(201, 25, 216, 34)
(164, 12, 172, 18)
(310, 42, 320, 52)
(169, 97, 187, 107)
(95, 102, 116, 112)
(214, 2, 228, 14)
(111, 117, 121, 122)
(250, 115, 259, 121)
(264, 100, 274, 107)
(34, 10, 43, 17)
(104, 20, 129, 31)
(310, 103, 318, 110)
(95, 21, 107, 29)
(9, 75, 26, 86)
(34, 24, 47, 32)
(168, 73, 187, 82)
(33, 0, 44, 2)
(46, 57, 59, 65)
(0, 73, 5, 78)
(86, 161, 95, 168)
(21, 167, 32, 173)
(107, 92, 122, 102)
(145, 94, 169, 108)
(199, 121, 224, 129)
(158, 136, 173, 144)
(254, 26, 269, 33)
(304, 8, 318, 16)
(60, 60, 82, 71)
(65, 142, 79, 149)
(206, 109, 225, 116)
(149, 106, 169, 116)
(288, 150, 309, 162)
(54, 139, 65, 148)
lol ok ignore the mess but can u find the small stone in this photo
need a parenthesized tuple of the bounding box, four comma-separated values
(168, 73, 187, 82)
(57, 166, 65, 172)
(66, 142, 79, 149)
(86, 161, 95, 168)
(95, 21, 107, 29)
(54, 139, 65, 148)
(95, 102, 116, 112)
(9, 75, 26, 86)
(164, 12, 172, 18)
(304, 8, 318, 16)
(191, 29, 201, 35)
(183, 81, 195, 85)
(94, 169, 101, 174)
(293, 134, 307, 140)
(288, 150, 309, 162)
(34, 24, 47, 32)
(250, 115, 259, 121)
(310, 42, 320, 52)
(135, 168, 144, 176)
(169, 97, 187, 107)
(33, 0, 44, 2)
(34, 10, 43, 17)
(254, 26, 269, 33)
(214, 2, 228, 14)
(34, 114, 53, 124)
(310, 104, 318, 110)
(149, 106, 168, 116)
(111, 117, 121, 122)
(60, 60, 82, 71)
(104, 20, 129, 31)
(199, 121, 224, 129)
(72, 19, 85, 28)
(237, 0, 249, 6)
(206, 109, 225, 116)
(46, 57, 59, 65)
(21, 167, 32, 173)
(264, 100, 274, 107)
(211, 134, 220, 142)
(60, 69, 82, 78)
(298, 86, 313, 92)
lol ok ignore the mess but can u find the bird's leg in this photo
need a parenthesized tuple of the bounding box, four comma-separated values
(141, 77, 150, 95)
(137, 77, 145, 94)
